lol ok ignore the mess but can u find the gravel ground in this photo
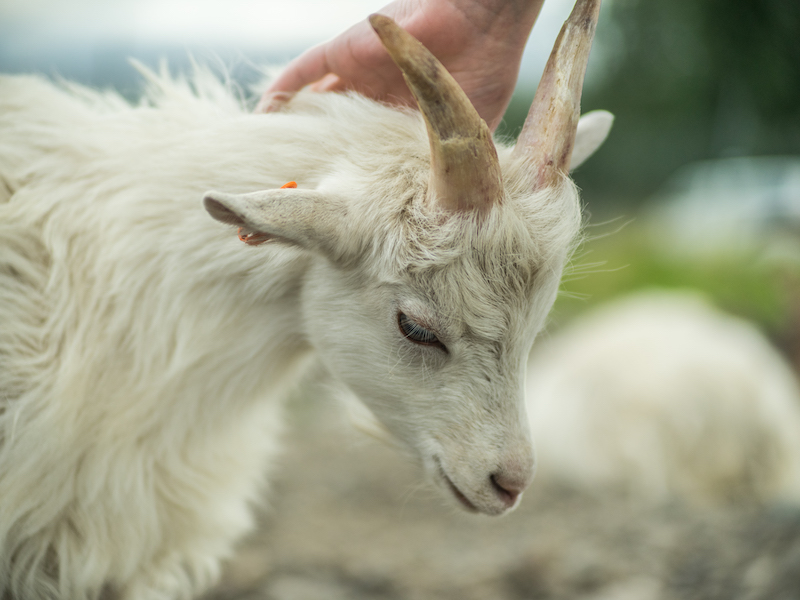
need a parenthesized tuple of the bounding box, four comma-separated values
(203, 394, 800, 600)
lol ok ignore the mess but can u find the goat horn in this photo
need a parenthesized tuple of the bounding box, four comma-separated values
(370, 14, 503, 214)
(513, 0, 601, 188)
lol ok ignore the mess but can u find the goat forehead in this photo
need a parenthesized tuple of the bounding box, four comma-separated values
(402, 245, 540, 341)
(362, 176, 579, 342)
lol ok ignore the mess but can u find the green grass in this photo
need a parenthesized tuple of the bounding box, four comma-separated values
(550, 224, 794, 336)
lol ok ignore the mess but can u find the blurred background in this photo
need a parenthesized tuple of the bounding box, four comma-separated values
(3, 1, 800, 598)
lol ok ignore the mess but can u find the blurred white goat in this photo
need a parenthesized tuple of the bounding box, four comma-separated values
(0, 2, 612, 598)
(527, 291, 800, 505)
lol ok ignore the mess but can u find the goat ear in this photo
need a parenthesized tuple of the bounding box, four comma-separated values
(569, 110, 614, 171)
(203, 188, 350, 260)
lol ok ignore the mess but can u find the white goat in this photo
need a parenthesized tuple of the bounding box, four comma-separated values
(527, 291, 800, 505)
(0, 3, 611, 598)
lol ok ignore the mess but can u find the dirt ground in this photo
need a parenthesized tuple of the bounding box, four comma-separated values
(203, 393, 800, 600)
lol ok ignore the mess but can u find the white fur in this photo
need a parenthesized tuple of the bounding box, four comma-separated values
(0, 64, 604, 598)
(527, 291, 800, 505)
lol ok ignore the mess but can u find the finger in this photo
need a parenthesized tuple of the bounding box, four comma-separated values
(256, 45, 332, 113)
(263, 43, 333, 96)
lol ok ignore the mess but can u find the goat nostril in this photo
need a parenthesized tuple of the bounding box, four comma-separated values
(490, 473, 522, 507)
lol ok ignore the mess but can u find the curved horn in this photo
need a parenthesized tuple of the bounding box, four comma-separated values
(513, 0, 601, 188)
(370, 14, 503, 214)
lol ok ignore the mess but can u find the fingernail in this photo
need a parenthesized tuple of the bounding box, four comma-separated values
(255, 91, 295, 114)
(308, 73, 341, 93)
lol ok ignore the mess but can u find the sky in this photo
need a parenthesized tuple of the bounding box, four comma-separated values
(0, 0, 597, 89)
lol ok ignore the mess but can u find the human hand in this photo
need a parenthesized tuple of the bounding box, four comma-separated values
(257, 0, 544, 132)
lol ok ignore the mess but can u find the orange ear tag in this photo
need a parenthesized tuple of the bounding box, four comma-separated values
(237, 181, 298, 245)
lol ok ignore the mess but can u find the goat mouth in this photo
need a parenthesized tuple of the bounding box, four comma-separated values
(433, 456, 478, 513)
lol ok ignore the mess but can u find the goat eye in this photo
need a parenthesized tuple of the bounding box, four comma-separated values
(398, 312, 446, 351)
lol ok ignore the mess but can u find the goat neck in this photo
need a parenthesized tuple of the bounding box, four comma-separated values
(513, 0, 601, 189)
(370, 14, 503, 216)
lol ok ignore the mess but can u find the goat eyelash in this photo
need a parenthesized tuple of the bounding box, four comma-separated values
(398, 312, 447, 352)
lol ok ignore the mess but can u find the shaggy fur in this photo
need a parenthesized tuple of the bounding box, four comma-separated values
(0, 65, 589, 599)
(527, 291, 800, 505)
